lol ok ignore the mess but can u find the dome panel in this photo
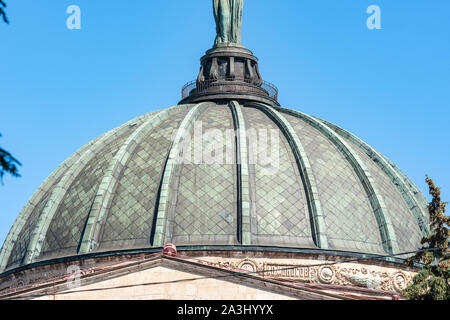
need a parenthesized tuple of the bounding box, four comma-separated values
(380, 153, 429, 214)
(7, 194, 49, 268)
(171, 104, 238, 245)
(242, 106, 314, 248)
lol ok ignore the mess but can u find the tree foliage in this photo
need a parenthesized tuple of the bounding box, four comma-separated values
(403, 176, 450, 300)
(0, 134, 21, 184)
(0, 0, 8, 24)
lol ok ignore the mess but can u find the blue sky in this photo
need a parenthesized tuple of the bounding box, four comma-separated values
(0, 0, 449, 246)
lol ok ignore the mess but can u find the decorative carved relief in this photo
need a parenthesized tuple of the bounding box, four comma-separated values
(237, 259, 257, 273)
(318, 266, 335, 284)
(209, 58, 219, 80)
(205, 258, 414, 293)
(392, 272, 409, 292)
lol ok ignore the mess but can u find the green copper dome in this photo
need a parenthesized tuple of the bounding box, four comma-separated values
(0, 101, 430, 273)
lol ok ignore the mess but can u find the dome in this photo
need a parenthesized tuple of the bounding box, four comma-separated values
(0, 2, 432, 300)
(0, 101, 430, 273)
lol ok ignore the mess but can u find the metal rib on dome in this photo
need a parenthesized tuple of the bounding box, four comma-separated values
(278, 108, 400, 255)
(229, 101, 252, 245)
(249, 103, 328, 249)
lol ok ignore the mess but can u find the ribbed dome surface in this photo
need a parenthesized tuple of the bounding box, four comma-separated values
(0, 102, 430, 273)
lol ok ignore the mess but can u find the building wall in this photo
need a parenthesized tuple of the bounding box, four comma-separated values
(33, 266, 296, 300)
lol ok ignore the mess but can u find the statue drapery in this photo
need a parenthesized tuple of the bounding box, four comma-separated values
(213, 0, 243, 47)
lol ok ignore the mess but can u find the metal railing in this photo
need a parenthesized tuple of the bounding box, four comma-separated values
(181, 78, 278, 102)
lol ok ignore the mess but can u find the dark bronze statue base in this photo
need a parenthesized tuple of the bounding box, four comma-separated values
(180, 46, 279, 106)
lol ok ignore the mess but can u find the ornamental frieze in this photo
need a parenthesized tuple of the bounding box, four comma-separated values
(1, 255, 415, 296)
(204, 258, 414, 293)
